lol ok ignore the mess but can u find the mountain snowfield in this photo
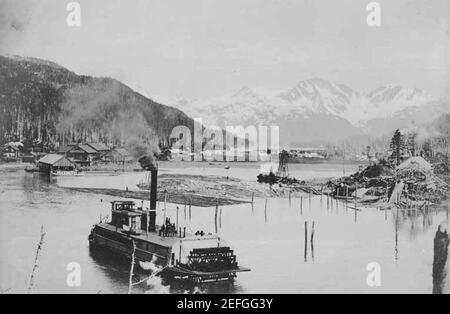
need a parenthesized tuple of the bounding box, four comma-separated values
(134, 78, 450, 146)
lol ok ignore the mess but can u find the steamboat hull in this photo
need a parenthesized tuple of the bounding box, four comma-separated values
(89, 224, 171, 267)
(89, 224, 249, 283)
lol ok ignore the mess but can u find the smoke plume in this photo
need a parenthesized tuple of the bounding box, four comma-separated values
(56, 78, 160, 158)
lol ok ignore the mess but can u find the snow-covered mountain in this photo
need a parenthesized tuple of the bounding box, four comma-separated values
(142, 78, 450, 146)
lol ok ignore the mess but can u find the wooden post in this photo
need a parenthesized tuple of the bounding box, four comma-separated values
(432, 226, 449, 294)
(354, 184, 359, 223)
(163, 191, 167, 222)
(264, 199, 268, 224)
(179, 240, 182, 266)
(336, 196, 338, 210)
(395, 207, 399, 261)
(309, 191, 312, 209)
(184, 199, 187, 220)
(311, 221, 315, 261)
(215, 199, 219, 234)
(251, 192, 255, 204)
(320, 187, 323, 207)
(189, 198, 192, 221)
(164, 190, 167, 209)
(345, 186, 348, 211)
(300, 197, 303, 215)
(176, 206, 179, 231)
(128, 240, 136, 294)
(304, 221, 308, 262)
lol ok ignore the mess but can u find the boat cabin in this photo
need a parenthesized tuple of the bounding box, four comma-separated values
(110, 201, 147, 235)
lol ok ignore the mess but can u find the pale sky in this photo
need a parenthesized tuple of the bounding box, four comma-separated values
(1, 0, 449, 98)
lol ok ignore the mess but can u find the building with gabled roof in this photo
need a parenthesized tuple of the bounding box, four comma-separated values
(37, 154, 75, 174)
(86, 142, 110, 153)
(103, 147, 134, 164)
(57, 144, 97, 167)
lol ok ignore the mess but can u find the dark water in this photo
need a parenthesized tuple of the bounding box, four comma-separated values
(0, 163, 448, 294)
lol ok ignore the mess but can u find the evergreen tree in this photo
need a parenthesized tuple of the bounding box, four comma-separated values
(389, 129, 406, 166)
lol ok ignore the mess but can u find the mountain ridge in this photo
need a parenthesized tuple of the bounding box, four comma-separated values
(147, 79, 449, 146)
(0, 55, 194, 155)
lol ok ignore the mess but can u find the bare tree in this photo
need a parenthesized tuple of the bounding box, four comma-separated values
(28, 225, 46, 294)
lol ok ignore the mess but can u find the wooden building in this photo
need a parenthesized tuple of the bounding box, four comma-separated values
(2, 143, 22, 160)
(37, 154, 75, 174)
(58, 144, 97, 167)
(103, 148, 134, 164)
(86, 143, 110, 160)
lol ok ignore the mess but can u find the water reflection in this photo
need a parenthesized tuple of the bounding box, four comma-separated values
(1, 164, 448, 294)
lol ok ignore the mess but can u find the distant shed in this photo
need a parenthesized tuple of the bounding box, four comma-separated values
(38, 154, 75, 174)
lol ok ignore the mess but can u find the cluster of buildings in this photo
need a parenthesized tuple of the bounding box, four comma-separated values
(1, 141, 135, 174)
(1, 142, 24, 161)
(44, 143, 133, 170)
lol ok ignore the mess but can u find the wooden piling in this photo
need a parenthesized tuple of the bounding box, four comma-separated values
(432, 225, 449, 294)
(304, 221, 308, 262)
(215, 199, 219, 234)
(354, 185, 358, 223)
(300, 197, 303, 215)
(163, 191, 167, 222)
(264, 199, 268, 224)
(189, 198, 192, 221)
(311, 221, 315, 261)
(320, 187, 323, 207)
(336, 188, 339, 209)
(309, 191, 312, 209)
(345, 186, 348, 211)
(164, 191, 167, 209)
(176, 206, 179, 231)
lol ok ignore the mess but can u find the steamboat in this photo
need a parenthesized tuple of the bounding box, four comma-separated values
(88, 167, 250, 283)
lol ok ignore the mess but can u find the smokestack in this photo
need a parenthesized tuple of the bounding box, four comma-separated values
(137, 154, 158, 231)
(149, 169, 157, 232)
